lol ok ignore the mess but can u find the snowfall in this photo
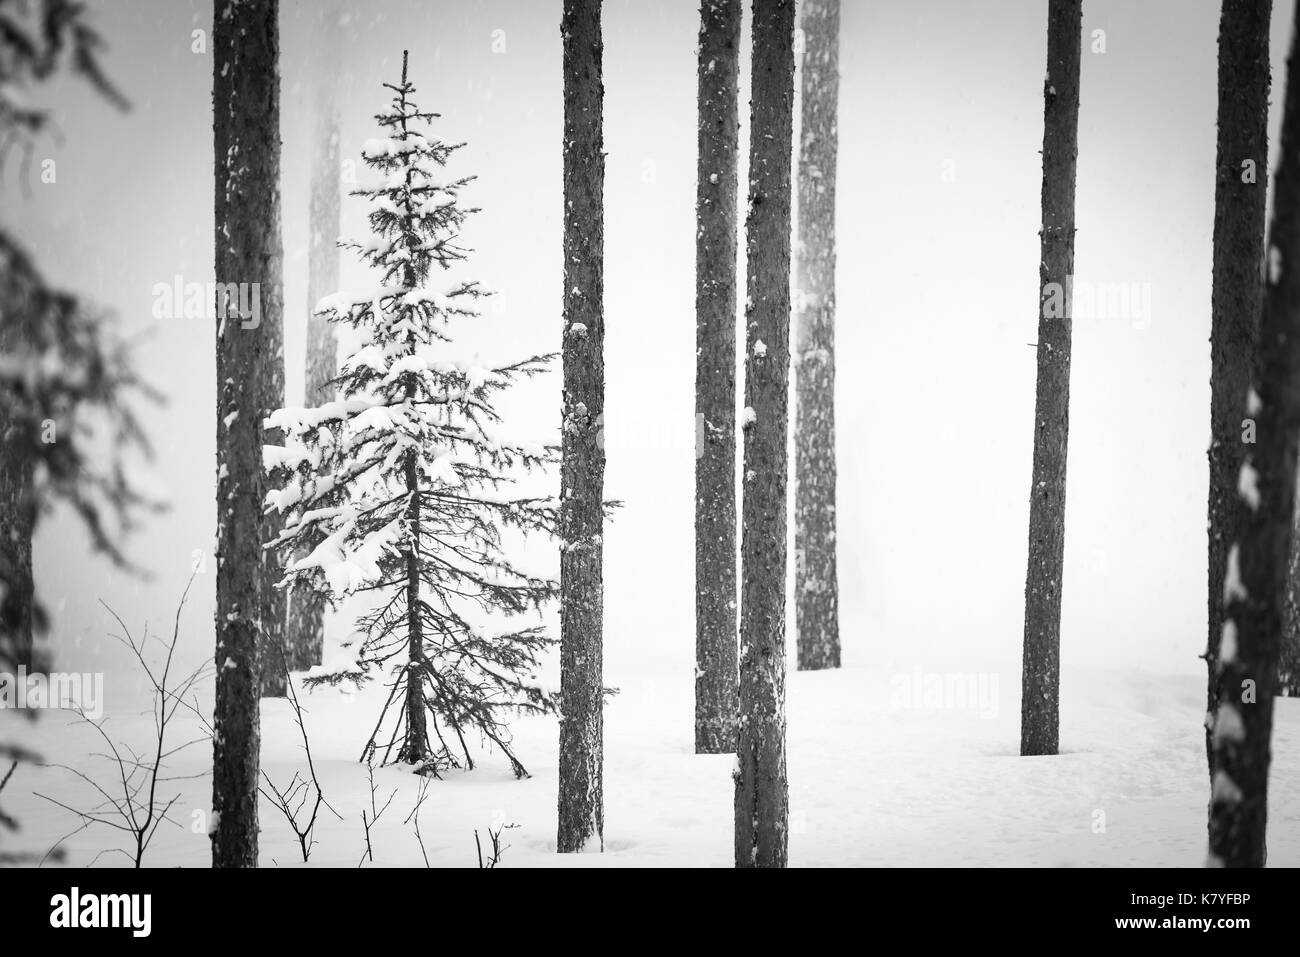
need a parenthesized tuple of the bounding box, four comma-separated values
(9, 0, 1300, 868)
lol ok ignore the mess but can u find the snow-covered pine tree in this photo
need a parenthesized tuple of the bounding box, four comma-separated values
(264, 51, 559, 778)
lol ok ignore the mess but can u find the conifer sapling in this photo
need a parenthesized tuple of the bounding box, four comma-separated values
(264, 52, 559, 778)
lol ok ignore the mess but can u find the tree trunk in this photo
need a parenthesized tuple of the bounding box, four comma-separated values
(794, 0, 840, 672)
(735, 0, 794, 870)
(1208, 0, 1300, 870)
(1019, 0, 1081, 758)
(285, 41, 341, 675)
(0, 246, 40, 673)
(252, 0, 288, 700)
(212, 0, 281, 868)
(1282, 490, 1300, 693)
(694, 0, 741, 755)
(0, 401, 35, 671)
(391, 54, 428, 768)
(1208, 0, 1272, 766)
(399, 449, 428, 765)
(557, 0, 606, 854)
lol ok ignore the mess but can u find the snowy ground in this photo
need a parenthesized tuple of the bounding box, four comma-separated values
(6, 656, 1297, 867)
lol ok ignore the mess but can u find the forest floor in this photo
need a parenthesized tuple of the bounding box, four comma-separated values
(6, 659, 1299, 867)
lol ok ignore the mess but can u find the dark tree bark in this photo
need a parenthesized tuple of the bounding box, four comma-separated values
(0, 242, 43, 673)
(398, 439, 428, 764)
(735, 0, 794, 870)
(1208, 0, 1300, 870)
(557, 0, 606, 854)
(694, 0, 741, 755)
(284, 28, 341, 675)
(794, 0, 840, 672)
(250, 0, 287, 700)
(0, 400, 35, 671)
(1282, 511, 1300, 693)
(1208, 0, 1272, 766)
(1019, 0, 1081, 758)
(212, 0, 281, 868)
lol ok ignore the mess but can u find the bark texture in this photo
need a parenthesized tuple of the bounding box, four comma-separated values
(1283, 509, 1300, 693)
(735, 0, 794, 870)
(284, 42, 340, 676)
(694, 0, 741, 755)
(557, 0, 606, 854)
(212, 0, 281, 868)
(399, 442, 428, 764)
(1208, 0, 1300, 870)
(794, 0, 840, 672)
(1020, 0, 1081, 758)
(0, 241, 40, 672)
(252, 0, 287, 699)
(0, 394, 34, 670)
(1209, 0, 1272, 764)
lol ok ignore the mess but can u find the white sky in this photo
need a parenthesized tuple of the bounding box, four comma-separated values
(4, 0, 1295, 705)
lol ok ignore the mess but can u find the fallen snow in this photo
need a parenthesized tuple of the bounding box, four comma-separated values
(7, 662, 1297, 867)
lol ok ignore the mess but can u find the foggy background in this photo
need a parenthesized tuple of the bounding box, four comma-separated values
(5, 0, 1292, 710)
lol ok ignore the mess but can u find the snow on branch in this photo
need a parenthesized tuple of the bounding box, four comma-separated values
(266, 51, 560, 778)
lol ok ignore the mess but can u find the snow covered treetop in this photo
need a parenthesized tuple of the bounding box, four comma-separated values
(325, 51, 480, 314)
(264, 49, 559, 609)
(260, 54, 562, 776)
